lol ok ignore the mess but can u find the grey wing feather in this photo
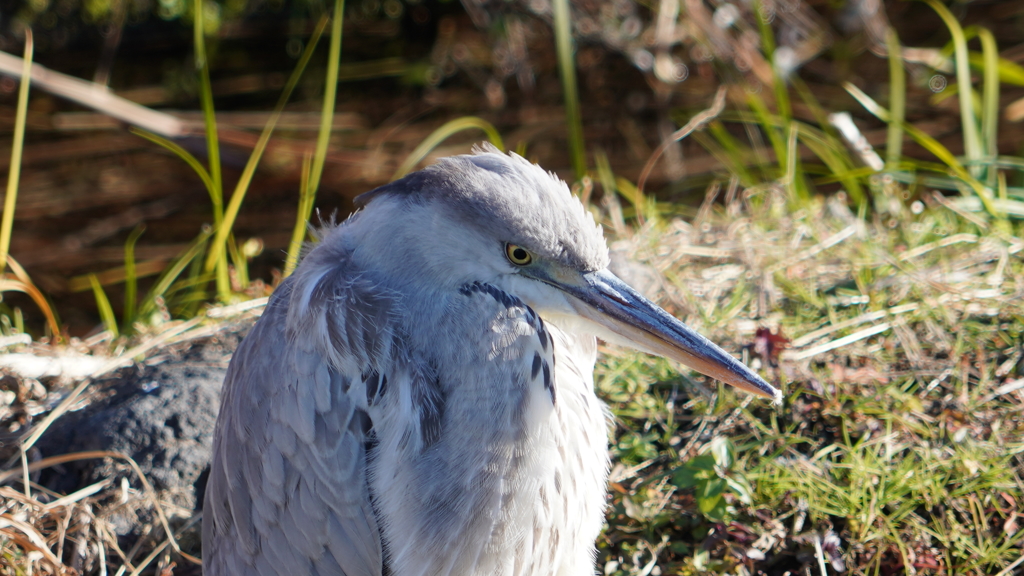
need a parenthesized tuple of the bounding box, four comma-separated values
(202, 276, 385, 576)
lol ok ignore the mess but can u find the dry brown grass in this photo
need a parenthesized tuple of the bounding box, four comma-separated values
(0, 299, 266, 576)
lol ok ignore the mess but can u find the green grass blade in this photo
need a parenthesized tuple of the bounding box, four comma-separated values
(203, 14, 329, 287)
(552, 0, 585, 180)
(140, 229, 213, 319)
(885, 28, 905, 171)
(955, 25, 1024, 86)
(725, 108, 868, 204)
(844, 82, 891, 121)
(0, 30, 32, 275)
(594, 149, 615, 201)
(845, 82, 1000, 216)
(923, 0, 982, 175)
(227, 234, 248, 290)
(745, 93, 786, 177)
(795, 124, 866, 206)
(67, 260, 167, 293)
(193, 0, 222, 218)
(978, 27, 999, 187)
(130, 128, 216, 202)
(784, 120, 803, 203)
(790, 77, 837, 139)
(122, 225, 144, 331)
(193, 0, 229, 297)
(279, 9, 335, 280)
(795, 123, 865, 205)
(703, 121, 757, 186)
(88, 274, 119, 339)
(754, 0, 791, 123)
(967, 52, 1024, 85)
(285, 153, 315, 277)
(902, 122, 996, 211)
(306, 3, 343, 199)
(392, 117, 504, 180)
(613, 177, 657, 223)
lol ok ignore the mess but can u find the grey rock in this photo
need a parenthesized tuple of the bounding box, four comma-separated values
(36, 332, 244, 532)
(38, 359, 224, 511)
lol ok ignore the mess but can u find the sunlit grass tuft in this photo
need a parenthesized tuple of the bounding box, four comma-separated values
(594, 189, 1024, 574)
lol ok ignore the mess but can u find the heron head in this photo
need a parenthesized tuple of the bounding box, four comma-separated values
(351, 145, 781, 402)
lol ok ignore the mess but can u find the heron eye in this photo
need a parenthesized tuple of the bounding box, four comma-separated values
(505, 243, 533, 266)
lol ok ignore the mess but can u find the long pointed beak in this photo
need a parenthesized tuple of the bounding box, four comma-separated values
(560, 269, 782, 403)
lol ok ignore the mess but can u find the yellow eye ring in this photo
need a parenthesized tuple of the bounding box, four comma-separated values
(505, 243, 532, 266)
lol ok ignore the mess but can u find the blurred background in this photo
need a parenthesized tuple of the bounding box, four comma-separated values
(0, 0, 1021, 336)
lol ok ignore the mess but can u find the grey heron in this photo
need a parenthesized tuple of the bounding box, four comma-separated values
(202, 146, 781, 576)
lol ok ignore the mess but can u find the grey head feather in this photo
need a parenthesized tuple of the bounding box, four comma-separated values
(355, 145, 609, 273)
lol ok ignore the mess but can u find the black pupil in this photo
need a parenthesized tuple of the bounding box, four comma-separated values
(512, 248, 528, 262)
